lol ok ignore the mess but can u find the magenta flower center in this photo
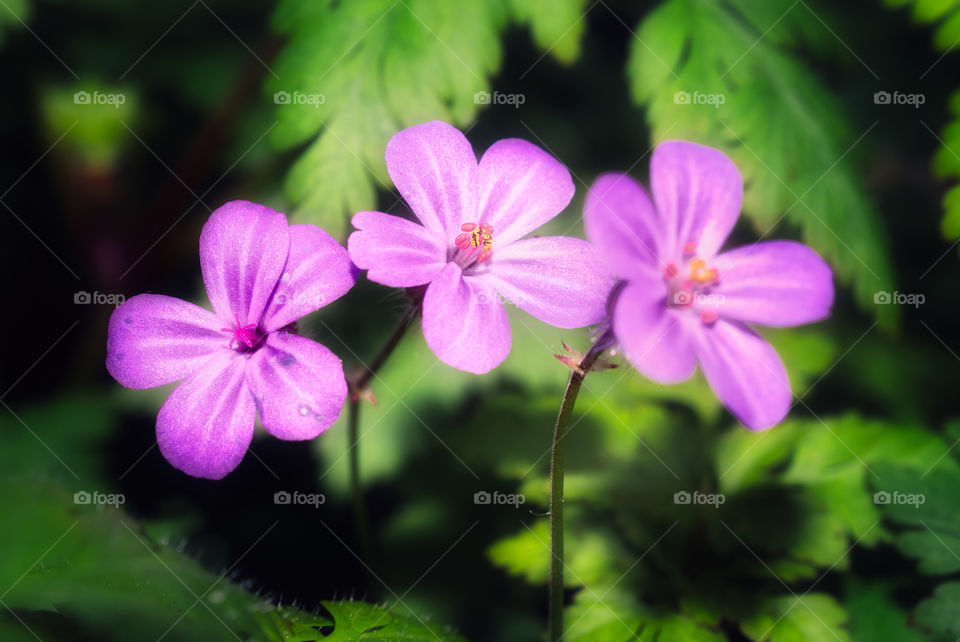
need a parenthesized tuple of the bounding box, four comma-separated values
(221, 313, 265, 351)
(664, 242, 720, 324)
(452, 222, 494, 270)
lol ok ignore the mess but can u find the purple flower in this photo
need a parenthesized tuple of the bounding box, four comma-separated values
(584, 141, 834, 429)
(106, 201, 356, 479)
(348, 121, 612, 374)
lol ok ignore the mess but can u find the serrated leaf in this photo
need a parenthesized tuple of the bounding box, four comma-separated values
(915, 582, 960, 637)
(508, 0, 590, 64)
(845, 579, 930, 642)
(268, 0, 507, 240)
(317, 600, 465, 641)
(741, 594, 851, 642)
(628, 0, 896, 326)
(884, 3, 960, 245)
(871, 462, 960, 574)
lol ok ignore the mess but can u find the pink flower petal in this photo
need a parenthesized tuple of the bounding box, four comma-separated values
(106, 294, 226, 389)
(156, 350, 255, 479)
(485, 236, 612, 328)
(246, 332, 347, 441)
(348, 211, 447, 287)
(584, 172, 662, 278)
(385, 121, 477, 238)
(199, 200, 290, 327)
(261, 224, 357, 332)
(477, 138, 574, 246)
(692, 320, 791, 430)
(704, 241, 834, 327)
(651, 141, 742, 261)
(422, 263, 511, 374)
(613, 279, 696, 384)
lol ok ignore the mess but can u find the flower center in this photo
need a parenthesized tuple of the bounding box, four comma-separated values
(221, 313, 265, 351)
(452, 222, 493, 270)
(664, 244, 720, 325)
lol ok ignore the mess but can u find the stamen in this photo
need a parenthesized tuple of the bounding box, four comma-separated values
(689, 259, 718, 284)
(664, 263, 679, 279)
(453, 221, 494, 268)
(454, 233, 472, 250)
(221, 313, 261, 350)
(700, 310, 719, 324)
(683, 241, 697, 257)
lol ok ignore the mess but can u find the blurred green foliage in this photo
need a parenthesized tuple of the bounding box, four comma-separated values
(0, 397, 463, 641)
(2, 0, 959, 640)
(888, 0, 960, 248)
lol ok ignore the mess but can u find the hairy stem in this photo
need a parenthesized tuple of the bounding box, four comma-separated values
(549, 339, 608, 642)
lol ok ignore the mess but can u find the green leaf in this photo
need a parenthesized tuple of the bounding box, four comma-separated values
(882, 0, 960, 50)
(872, 462, 960, 575)
(0, 393, 117, 484)
(934, 91, 960, 242)
(915, 582, 960, 637)
(0, 475, 464, 641)
(628, 0, 896, 326)
(845, 579, 930, 642)
(0, 395, 462, 642)
(317, 600, 465, 641)
(268, 0, 507, 240)
(0, 0, 28, 47)
(884, 3, 960, 244)
(41, 84, 141, 170)
(508, 0, 590, 64)
(741, 594, 851, 642)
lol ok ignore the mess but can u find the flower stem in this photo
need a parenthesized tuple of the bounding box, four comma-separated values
(548, 338, 609, 642)
(347, 295, 422, 569)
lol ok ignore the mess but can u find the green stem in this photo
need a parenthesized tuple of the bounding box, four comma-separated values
(548, 340, 607, 642)
(347, 299, 421, 570)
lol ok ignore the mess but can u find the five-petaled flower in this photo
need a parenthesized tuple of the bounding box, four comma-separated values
(348, 120, 612, 374)
(584, 141, 834, 429)
(106, 201, 356, 479)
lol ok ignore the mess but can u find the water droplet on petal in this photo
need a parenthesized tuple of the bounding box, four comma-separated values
(278, 353, 296, 367)
(281, 272, 291, 282)
(124, 317, 132, 324)
(298, 403, 310, 416)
